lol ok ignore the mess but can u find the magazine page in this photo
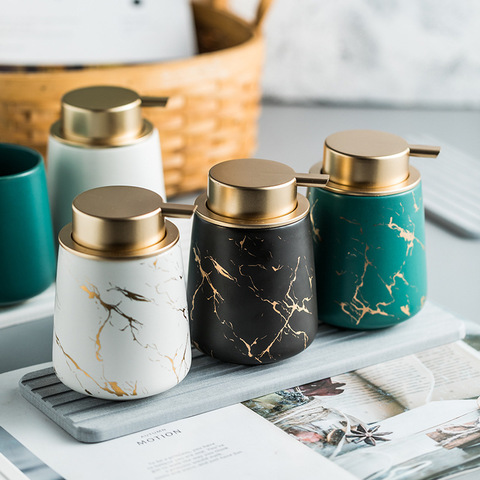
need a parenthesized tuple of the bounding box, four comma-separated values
(0, 365, 355, 480)
(355, 355, 435, 410)
(244, 340, 480, 479)
(416, 342, 480, 401)
(334, 401, 480, 480)
(311, 372, 406, 423)
(356, 342, 480, 409)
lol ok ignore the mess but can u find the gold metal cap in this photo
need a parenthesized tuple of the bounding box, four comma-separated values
(312, 130, 440, 196)
(59, 185, 195, 258)
(51, 86, 168, 147)
(206, 158, 329, 221)
(72, 186, 166, 252)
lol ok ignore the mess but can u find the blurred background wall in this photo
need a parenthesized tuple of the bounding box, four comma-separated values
(231, 0, 480, 108)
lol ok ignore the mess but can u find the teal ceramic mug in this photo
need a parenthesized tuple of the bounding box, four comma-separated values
(0, 144, 56, 305)
(307, 130, 440, 329)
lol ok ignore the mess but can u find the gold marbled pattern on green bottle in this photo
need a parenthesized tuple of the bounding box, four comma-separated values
(308, 183, 427, 329)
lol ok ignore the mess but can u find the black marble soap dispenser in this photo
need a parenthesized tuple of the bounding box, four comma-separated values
(187, 158, 329, 365)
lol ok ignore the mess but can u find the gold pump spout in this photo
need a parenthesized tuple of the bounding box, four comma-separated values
(408, 145, 441, 158)
(295, 173, 330, 187)
(140, 96, 169, 108)
(160, 203, 196, 218)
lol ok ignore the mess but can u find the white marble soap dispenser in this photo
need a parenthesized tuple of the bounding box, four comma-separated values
(53, 186, 194, 400)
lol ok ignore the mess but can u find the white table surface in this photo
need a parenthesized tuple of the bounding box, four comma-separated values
(1, 102, 479, 373)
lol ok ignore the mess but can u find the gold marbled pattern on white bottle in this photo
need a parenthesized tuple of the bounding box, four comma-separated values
(53, 243, 191, 400)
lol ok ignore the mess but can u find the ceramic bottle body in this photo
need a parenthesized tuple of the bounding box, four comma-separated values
(53, 242, 191, 400)
(187, 213, 318, 365)
(47, 129, 166, 239)
(308, 183, 427, 329)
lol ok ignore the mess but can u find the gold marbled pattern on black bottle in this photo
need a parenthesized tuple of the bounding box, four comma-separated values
(187, 214, 318, 365)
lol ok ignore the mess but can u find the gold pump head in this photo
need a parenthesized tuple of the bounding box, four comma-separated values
(195, 158, 329, 228)
(310, 130, 440, 196)
(51, 86, 168, 148)
(59, 185, 195, 259)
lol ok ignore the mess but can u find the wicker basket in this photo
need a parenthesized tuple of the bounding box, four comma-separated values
(0, 0, 271, 196)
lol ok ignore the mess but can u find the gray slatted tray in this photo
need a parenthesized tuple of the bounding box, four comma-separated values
(19, 302, 464, 443)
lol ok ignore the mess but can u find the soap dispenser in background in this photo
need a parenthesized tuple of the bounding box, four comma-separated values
(53, 185, 195, 400)
(47, 85, 168, 241)
(187, 158, 329, 365)
(307, 130, 440, 330)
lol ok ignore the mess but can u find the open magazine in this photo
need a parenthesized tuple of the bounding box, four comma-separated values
(1, 336, 480, 479)
(244, 339, 480, 480)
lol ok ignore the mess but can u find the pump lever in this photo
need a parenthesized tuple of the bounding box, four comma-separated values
(140, 96, 169, 108)
(295, 173, 330, 187)
(160, 203, 196, 219)
(408, 145, 441, 158)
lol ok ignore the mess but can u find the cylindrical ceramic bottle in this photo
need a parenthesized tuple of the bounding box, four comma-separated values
(187, 158, 329, 365)
(53, 186, 194, 400)
(47, 85, 168, 240)
(307, 130, 440, 330)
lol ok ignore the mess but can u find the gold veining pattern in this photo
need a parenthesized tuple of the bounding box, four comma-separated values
(190, 234, 315, 363)
(55, 247, 190, 399)
(338, 244, 392, 325)
(190, 246, 226, 323)
(107, 285, 153, 303)
(386, 217, 424, 256)
(81, 284, 143, 361)
(55, 334, 135, 397)
(412, 191, 420, 213)
(309, 199, 322, 242)
(327, 197, 425, 326)
(81, 280, 189, 377)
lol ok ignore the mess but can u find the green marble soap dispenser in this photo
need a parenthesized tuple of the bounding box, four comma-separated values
(307, 130, 440, 329)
